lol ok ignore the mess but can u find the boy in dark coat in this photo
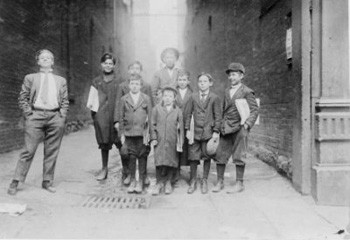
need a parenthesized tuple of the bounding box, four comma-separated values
(114, 74, 152, 194)
(184, 73, 222, 194)
(174, 69, 192, 182)
(115, 61, 153, 186)
(150, 86, 184, 195)
(213, 63, 259, 193)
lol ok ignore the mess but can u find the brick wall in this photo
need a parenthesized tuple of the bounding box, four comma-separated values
(184, 0, 294, 176)
(0, 0, 118, 153)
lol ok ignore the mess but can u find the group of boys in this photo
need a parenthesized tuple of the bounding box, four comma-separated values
(114, 48, 259, 196)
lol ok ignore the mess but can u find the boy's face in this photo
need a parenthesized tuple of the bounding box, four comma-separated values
(177, 75, 190, 89)
(101, 59, 115, 73)
(164, 52, 177, 69)
(162, 90, 175, 106)
(128, 64, 142, 75)
(228, 71, 243, 86)
(129, 80, 142, 94)
(37, 51, 54, 69)
(198, 75, 213, 92)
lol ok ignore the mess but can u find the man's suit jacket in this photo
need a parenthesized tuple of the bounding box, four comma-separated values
(151, 67, 180, 104)
(175, 87, 192, 111)
(18, 72, 69, 118)
(184, 91, 222, 141)
(221, 84, 259, 135)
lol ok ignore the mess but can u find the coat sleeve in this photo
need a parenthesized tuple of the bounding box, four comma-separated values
(151, 72, 161, 105)
(150, 107, 157, 141)
(59, 77, 69, 118)
(144, 82, 154, 107)
(114, 84, 123, 123)
(184, 95, 194, 130)
(118, 98, 126, 136)
(212, 95, 223, 133)
(245, 91, 259, 129)
(18, 74, 34, 117)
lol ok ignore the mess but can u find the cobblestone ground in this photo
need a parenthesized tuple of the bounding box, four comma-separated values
(0, 126, 348, 239)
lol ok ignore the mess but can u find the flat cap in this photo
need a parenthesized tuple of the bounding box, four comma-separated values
(225, 62, 245, 74)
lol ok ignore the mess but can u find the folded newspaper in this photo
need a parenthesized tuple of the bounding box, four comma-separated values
(86, 86, 99, 112)
(235, 98, 250, 125)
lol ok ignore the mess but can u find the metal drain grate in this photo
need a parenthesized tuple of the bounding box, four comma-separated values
(81, 195, 151, 209)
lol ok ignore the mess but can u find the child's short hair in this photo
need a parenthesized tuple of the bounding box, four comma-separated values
(35, 49, 54, 61)
(128, 74, 143, 84)
(100, 53, 117, 65)
(161, 47, 180, 62)
(198, 72, 214, 82)
(128, 61, 143, 71)
(178, 69, 190, 79)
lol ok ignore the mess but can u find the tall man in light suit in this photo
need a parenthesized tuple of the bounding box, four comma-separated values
(8, 49, 69, 195)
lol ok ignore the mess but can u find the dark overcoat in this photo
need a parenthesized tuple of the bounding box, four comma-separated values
(184, 91, 222, 141)
(151, 104, 184, 168)
(91, 73, 122, 149)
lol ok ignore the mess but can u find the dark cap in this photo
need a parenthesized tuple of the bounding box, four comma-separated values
(225, 62, 245, 74)
(162, 86, 178, 95)
(161, 48, 180, 62)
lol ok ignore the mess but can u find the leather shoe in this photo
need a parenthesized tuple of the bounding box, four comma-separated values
(151, 183, 163, 196)
(42, 182, 56, 193)
(164, 181, 172, 195)
(127, 180, 136, 193)
(123, 174, 131, 185)
(7, 181, 18, 195)
(226, 181, 245, 194)
(96, 168, 108, 181)
(187, 179, 197, 194)
(201, 179, 208, 194)
(134, 181, 143, 193)
(212, 179, 224, 193)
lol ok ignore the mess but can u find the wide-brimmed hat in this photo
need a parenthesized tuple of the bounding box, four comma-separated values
(225, 62, 245, 74)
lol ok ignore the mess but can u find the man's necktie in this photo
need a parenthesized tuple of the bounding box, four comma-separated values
(41, 73, 49, 104)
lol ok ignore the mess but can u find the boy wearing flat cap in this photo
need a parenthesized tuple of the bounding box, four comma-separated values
(151, 47, 181, 104)
(150, 86, 184, 195)
(184, 73, 222, 194)
(213, 62, 259, 194)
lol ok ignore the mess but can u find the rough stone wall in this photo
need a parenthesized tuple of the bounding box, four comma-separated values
(184, 0, 294, 177)
(0, 0, 116, 153)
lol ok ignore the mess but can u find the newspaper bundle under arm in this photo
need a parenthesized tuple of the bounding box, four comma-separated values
(235, 98, 250, 125)
(86, 86, 99, 112)
(187, 115, 195, 145)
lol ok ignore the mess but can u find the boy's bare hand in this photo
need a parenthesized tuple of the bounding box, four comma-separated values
(114, 122, 119, 131)
(212, 132, 220, 141)
(151, 140, 158, 147)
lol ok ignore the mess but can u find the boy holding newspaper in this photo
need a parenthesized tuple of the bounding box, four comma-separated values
(213, 62, 259, 194)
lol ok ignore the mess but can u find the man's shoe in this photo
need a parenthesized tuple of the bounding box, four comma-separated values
(212, 180, 224, 193)
(151, 183, 162, 196)
(187, 179, 197, 194)
(127, 180, 136, 193)
(96, 168, 108, 181)
(143, 176, 150, 186)
(201, 179, 208, 194)
(7, 181, 18, 195)
(123, 174, 131, 185)
(164, 181, 172, 195)
(134, 181, 143, 194)
(226, 181, 245, 194)
(42, 182, 56, 193)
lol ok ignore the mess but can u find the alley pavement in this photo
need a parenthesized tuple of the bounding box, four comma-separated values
(0, 126, 348, 239)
